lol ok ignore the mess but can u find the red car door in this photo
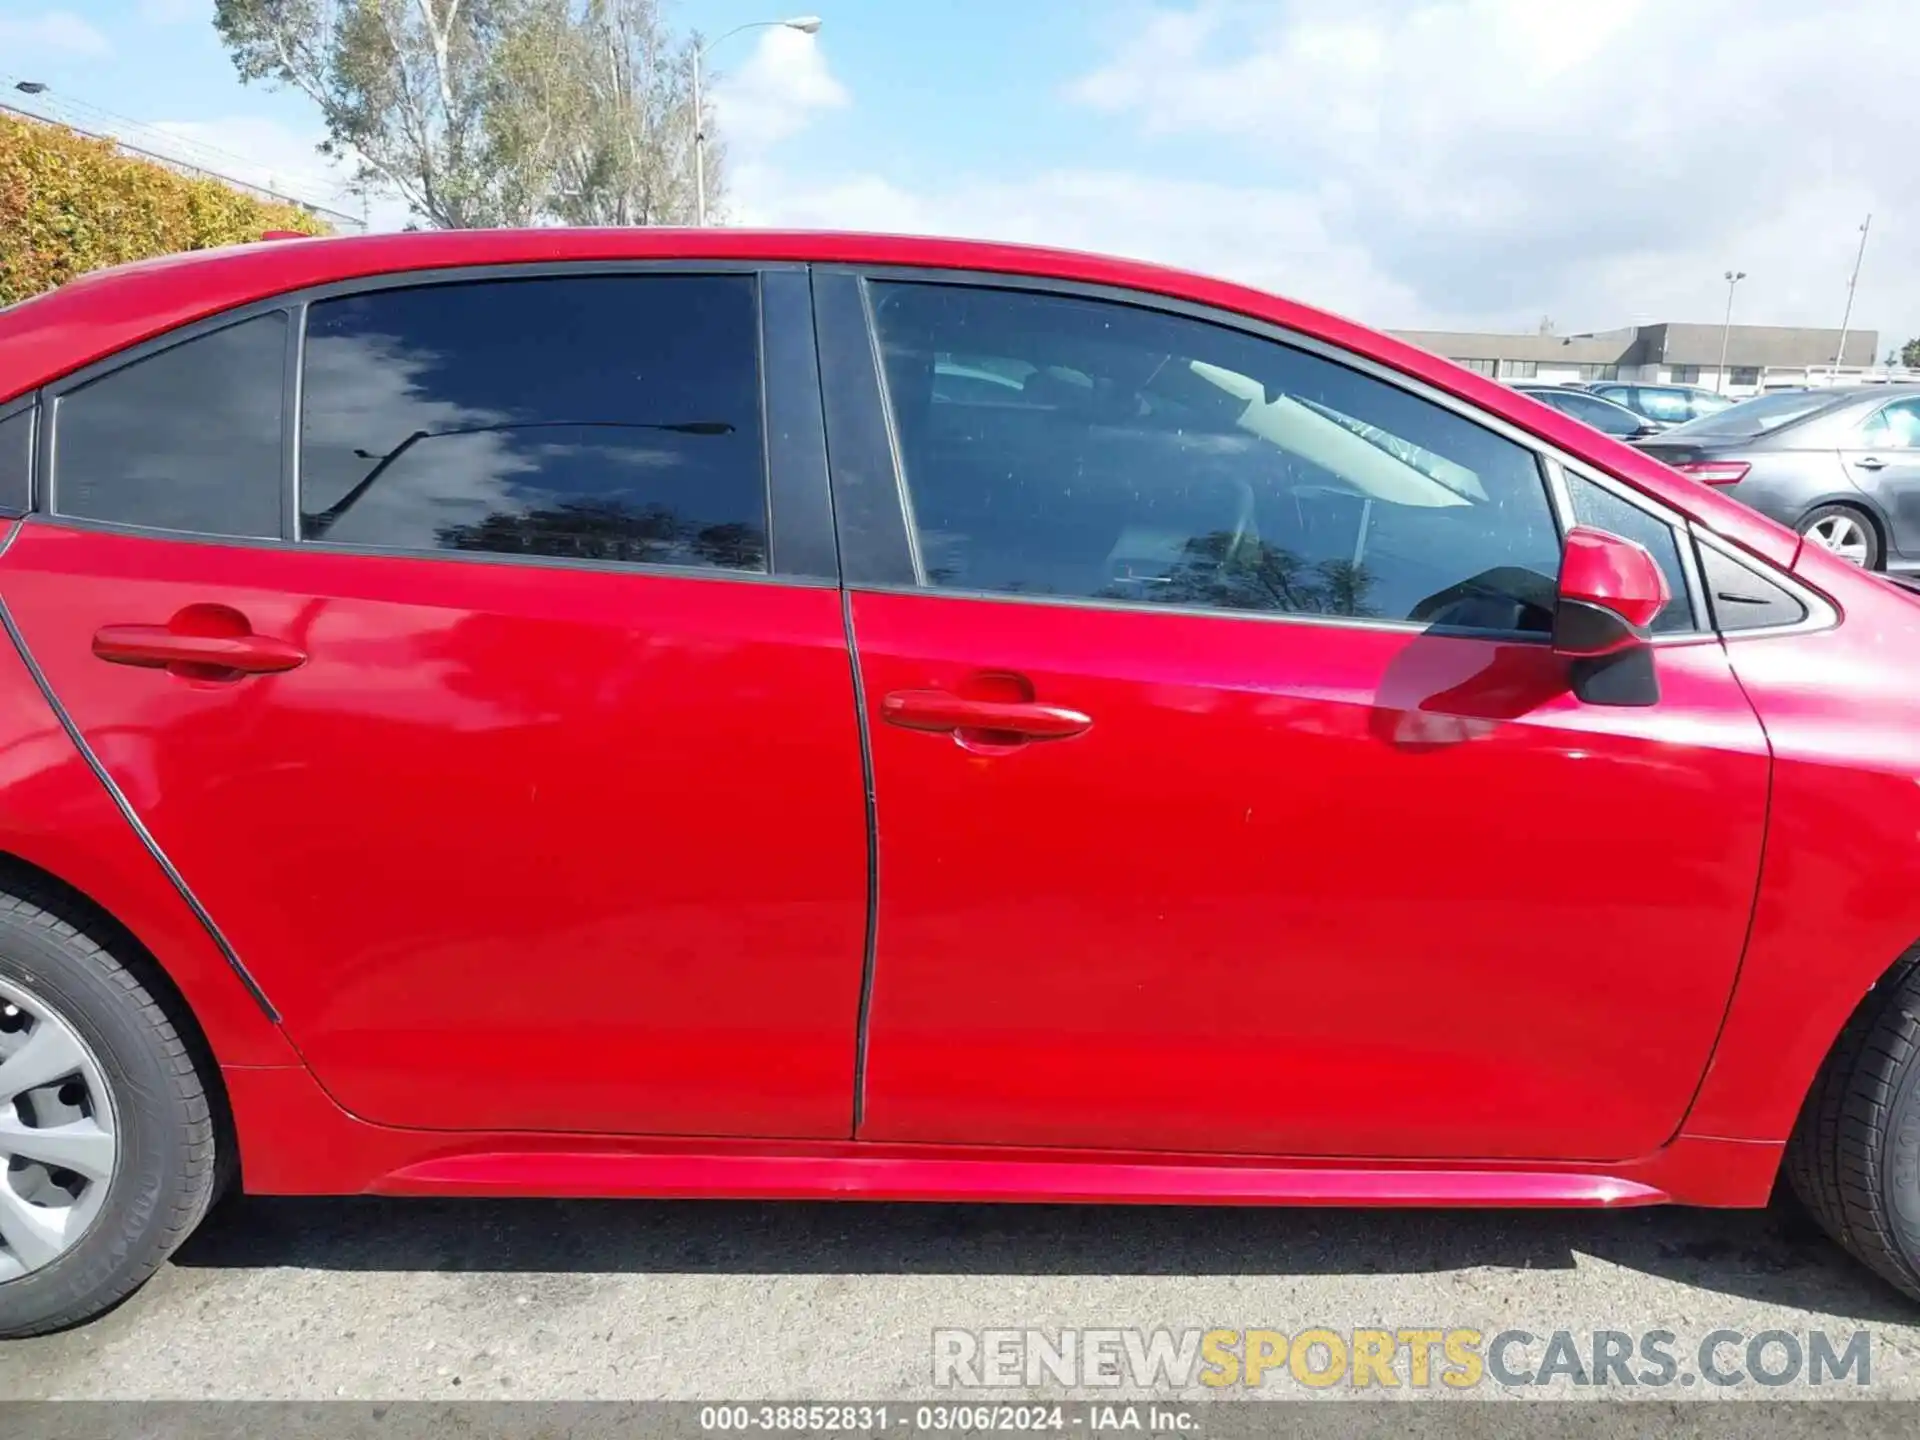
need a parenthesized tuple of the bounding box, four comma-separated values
(0, 268, 869, 1137)
(825, 275, 1769, 1162)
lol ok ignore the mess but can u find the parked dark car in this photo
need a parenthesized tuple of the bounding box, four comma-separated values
(1586, 382, 1736, 430)
(1512, 383, 1661, 440)
(1639, 385, 1920, 569)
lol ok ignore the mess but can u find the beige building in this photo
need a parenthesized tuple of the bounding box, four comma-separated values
(1390, 322, 1881, 395)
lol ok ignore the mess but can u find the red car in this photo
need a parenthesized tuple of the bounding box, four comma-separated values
(0, 229, 1917, 1335)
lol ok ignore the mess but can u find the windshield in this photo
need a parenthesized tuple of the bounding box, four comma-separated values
(1664, 390, 1836, 438)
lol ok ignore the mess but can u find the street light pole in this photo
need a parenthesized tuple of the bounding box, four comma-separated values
(1717, 270, 1746, 394)
(692, 48, 705, 227)
(692, 15, 823, 226)
(1832, 214, 1872, 379)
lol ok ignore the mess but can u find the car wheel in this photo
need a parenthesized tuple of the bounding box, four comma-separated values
(0, 886, 217, 1337)
(1788, 952, 1920, 1302)
(1799, 504, 1881, 569)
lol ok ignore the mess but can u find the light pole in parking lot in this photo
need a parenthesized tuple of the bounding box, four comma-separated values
(1717, 270, 1747, 393)
(692, 15, 825, 226)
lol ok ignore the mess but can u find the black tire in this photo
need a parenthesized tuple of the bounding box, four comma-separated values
(1797, 503, 1883, 570)
(0, 885, 217, 1337)
(1787, 950, 1920, 1301)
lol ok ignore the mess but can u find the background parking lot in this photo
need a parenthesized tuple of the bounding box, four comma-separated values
(4, 1199, 1920, 1399)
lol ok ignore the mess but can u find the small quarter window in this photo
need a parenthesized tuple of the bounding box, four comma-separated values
(52, 313, 287, 538)
(1700, 546, 1807, 632)
(0, 407, 32, 514)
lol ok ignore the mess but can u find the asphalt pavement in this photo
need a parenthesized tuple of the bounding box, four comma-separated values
(5, 1195, 1920, 1401)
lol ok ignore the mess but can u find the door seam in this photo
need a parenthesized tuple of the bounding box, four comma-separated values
(0, 593, 281, 1022)
(1666, 625, 1775, 1143)
(842, 588, 881, 1137)
(809, 265, 884, 1138)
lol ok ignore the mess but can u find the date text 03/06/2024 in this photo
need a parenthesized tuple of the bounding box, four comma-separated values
(698, 1404, 1188, 1433)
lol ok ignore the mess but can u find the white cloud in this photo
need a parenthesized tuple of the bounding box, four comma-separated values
(1060, 0, 1919, 340)
(734, 0, 1917, 348)
(731, 164, 1423, 325)
(710, 26, 847, 153)
(0, 9, 111, 57)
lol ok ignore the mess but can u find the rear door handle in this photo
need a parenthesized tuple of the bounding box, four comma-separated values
(1856, 456, 1888, 470)
(93, 625, 307, 675)
(881, 689, 1092, 740)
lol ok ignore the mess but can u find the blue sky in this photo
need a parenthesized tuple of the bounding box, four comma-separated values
(3, 0, 1916, 349)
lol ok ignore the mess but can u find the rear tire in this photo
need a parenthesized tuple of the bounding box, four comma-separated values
(1798, 503, 1882, 570)
(1787, 952, 1920, 1301)
(0, 886, 217, 1337)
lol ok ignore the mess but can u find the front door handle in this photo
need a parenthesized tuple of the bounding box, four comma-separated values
(881, 689, 1092, 740)
(93, 624, 307, 676)
(1856, 456, 1887, 470)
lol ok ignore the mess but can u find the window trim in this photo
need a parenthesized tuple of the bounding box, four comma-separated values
(283, 301, 306, 543)
(827, 265, 1719, 641)
(31, 260, 836, 586)
(860, 271, 928, 587)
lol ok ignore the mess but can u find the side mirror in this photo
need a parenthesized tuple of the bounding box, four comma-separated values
(1553, 526, 1670, 706)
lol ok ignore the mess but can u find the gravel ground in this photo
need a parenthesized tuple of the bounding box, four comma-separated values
(3, 1195, 1920, 1401)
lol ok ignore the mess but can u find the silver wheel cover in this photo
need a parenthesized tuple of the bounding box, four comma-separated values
(0, 976, 119, 1283)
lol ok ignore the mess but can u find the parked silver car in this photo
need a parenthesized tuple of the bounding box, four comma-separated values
(1585, 381, 1735, 429)
(1638, 385, 1920, 569)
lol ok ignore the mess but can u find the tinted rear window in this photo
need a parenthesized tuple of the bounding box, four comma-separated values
(1668, 391, 1835, 438)
(299, 276, 768, 570)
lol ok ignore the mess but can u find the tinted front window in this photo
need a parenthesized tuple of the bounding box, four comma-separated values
(1564, 472, 1692, 633)
(871, 282, 1563, 635)
(300, 276, 767, 571)
(53, 313, 286, 537)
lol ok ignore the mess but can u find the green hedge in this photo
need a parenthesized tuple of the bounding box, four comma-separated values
(1, 114, 329, 306)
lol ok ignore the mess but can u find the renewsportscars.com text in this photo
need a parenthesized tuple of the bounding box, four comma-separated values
(932, 1327, 1874, 1391)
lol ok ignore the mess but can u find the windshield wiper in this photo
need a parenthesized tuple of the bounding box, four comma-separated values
(304, 420, 735, 538)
